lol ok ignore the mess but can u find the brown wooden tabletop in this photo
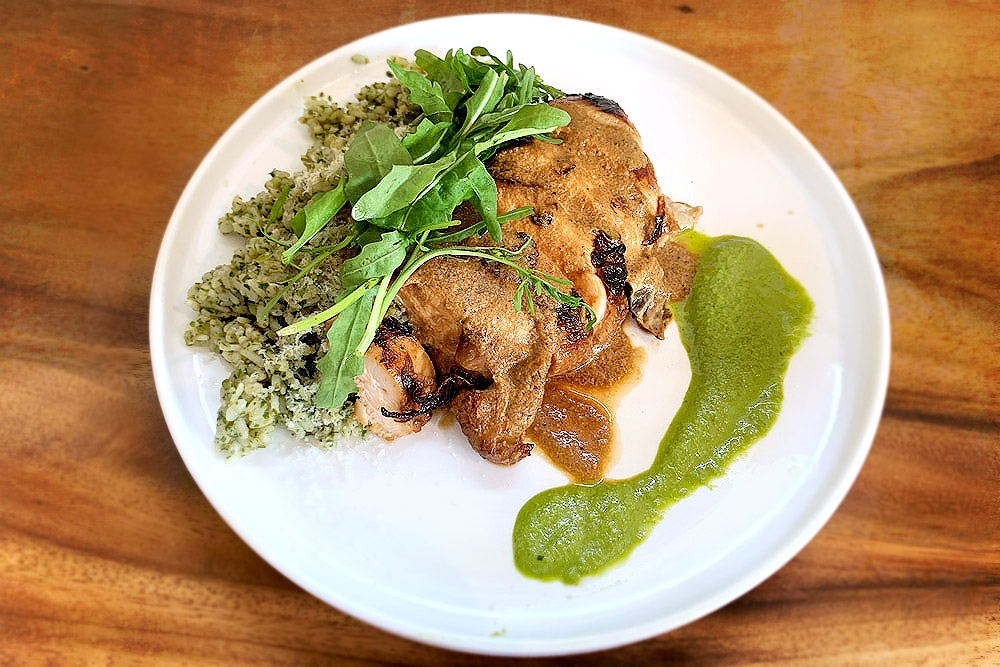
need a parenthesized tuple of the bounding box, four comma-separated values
(2, 0, 998, 663)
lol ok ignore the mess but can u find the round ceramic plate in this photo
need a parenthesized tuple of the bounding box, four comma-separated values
(150, 14, 890, 656)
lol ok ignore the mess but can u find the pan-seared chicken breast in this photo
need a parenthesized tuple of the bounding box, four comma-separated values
(390, 94, 700, 464)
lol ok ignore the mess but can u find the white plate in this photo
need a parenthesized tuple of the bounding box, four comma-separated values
(150, 14, 889, 656)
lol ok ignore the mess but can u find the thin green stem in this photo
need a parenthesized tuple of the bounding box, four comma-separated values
(256, 247, 336, 324)
(355, 273, 394, 356)
(276, 279, 377, 336)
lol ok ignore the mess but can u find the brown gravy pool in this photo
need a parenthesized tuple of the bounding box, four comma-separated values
(525, 328, 646, 483)
(523, 233, 699, 483)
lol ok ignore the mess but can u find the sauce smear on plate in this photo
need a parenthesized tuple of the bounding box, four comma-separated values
(527, 330, 645, 484)
(512, 233, 814, 583)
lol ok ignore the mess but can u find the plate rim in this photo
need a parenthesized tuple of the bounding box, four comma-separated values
(149, 12, 891, 656)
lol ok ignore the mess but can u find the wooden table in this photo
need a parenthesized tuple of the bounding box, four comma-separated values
(2, 1, 997, 663)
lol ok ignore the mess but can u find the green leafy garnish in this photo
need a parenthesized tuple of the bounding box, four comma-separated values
(283, 183, 348, 263)
(274, 47, 594, 410)
(338, 231, 408, 291)
(315, 286, 378, 408)
(343, 121, 412, 204)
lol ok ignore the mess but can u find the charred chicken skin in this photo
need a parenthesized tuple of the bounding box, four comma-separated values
(352, 318, 437, 440)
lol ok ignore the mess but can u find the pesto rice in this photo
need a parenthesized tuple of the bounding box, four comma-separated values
(184, 78, 420, 457)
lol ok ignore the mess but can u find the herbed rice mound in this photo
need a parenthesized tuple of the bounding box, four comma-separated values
(184, 78, 419, 457)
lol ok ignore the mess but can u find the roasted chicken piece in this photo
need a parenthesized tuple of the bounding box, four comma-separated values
(397, 253, 562, 464)
(394, 93, 699, 464)
(352, 318, 437, 440)
(491, 93, 702, 340)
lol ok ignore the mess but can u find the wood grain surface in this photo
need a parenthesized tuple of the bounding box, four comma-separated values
(2, 0, 997, 664)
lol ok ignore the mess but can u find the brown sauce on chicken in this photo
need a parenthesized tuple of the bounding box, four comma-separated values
(355, 94, 702, 472)
(525, 329, 645, 483)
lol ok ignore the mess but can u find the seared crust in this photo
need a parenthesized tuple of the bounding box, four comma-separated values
(352, 319, 437, 440)
(563, 93, 630, 123)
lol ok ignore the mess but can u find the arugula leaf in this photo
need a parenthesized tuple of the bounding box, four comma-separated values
(466, 106, 524, 135)
(282, 182, 347, 263)
(374, 150, 494, 237)
(344, 121, 411, 204)
(474, 104, 571, 155)
(456, 68, 506, 139)
(463, 156, 501, 240)
(413, 49, 468, 109)
(515, 66, 536, 106)
(387, 61, 453, 122)
(402, 118, 450, 163)
(452, 49, 490, 88)
(339, 231, 407, 290)
(351, 154, 456, 221)
(352, 223, 384, 247)
(290, 204, 305, 237)
(315, 286, 378, 409)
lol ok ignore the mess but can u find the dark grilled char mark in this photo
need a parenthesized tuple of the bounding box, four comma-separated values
(563, 93, 630, 122)
(369, 317, 436, 417)
(371, 318, 419, 386)
(591, 230, 628, 297)
(373, 316, 413, 344)
(531, 211, 554, 226)
(643, 195, 667, 246)
(381, 366, 493, 421)
(555, 294, 589, 343)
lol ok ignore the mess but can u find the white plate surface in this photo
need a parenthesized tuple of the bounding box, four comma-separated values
(150, 14, 890, 656)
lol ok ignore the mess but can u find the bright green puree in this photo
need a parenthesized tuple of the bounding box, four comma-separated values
(512, 233, 814, 583)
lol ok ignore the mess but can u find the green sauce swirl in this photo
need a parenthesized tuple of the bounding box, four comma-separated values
(512, 234, 814, 583)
